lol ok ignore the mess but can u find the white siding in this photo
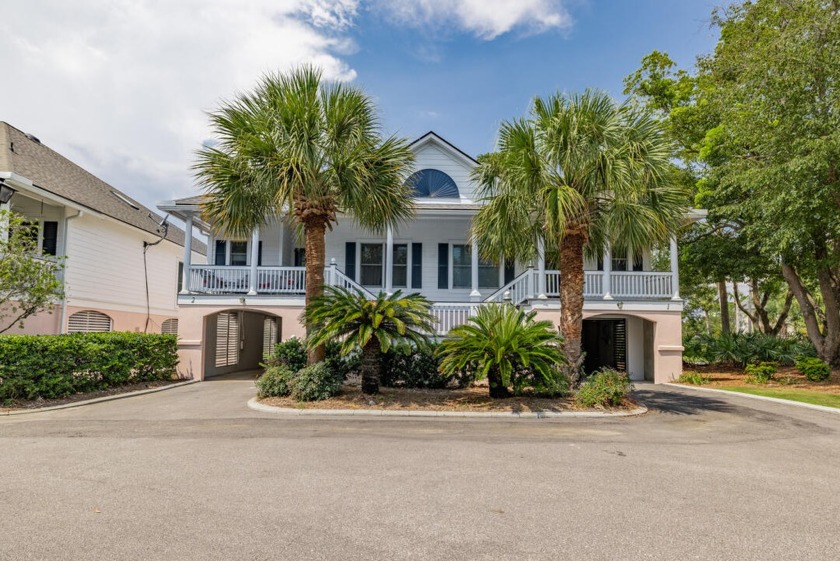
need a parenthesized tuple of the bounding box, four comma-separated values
(412, 142, 478, 201)
(64, 214, 194, 316)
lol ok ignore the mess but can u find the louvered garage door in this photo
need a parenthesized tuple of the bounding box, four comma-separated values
(215, 312, 240, 368)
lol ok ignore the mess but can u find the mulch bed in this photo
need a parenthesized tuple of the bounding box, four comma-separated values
(260, 384, 637, 413)
(681, 364, 840, 394)
(1, 379, 181, 412)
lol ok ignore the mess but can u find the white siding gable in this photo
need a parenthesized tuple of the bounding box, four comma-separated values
(410, 136, 479, 202)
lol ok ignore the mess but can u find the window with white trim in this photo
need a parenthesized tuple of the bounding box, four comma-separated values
(68, 310, 113, 333)
(360, 243, 384, 287)
(392, 244, 408, 288)
(451, 244, 471, 289)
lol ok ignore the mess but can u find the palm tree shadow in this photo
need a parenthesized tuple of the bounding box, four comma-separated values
(632, 387, 736, 416)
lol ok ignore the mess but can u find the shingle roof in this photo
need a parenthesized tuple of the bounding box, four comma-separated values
(0, 122, 205, 254)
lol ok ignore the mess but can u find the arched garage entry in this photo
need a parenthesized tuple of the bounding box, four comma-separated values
(202, 309, 281, 378)
(582, 314, 655, 382)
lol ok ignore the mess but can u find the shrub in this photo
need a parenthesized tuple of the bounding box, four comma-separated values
(0, 333, 178, 402)
(290, 362, 342, 402)
(576, 369, 633, 408)
(438, 304, 568, 398)
(325, 340, 361, 381)
(682, 333, 817, 368)
(519, 369, 571, 398)
(745, 361, 777, 384)
(796, 357, 830, 382)
(267, 337, 307, 372)
(381, 343, 452, 389)
(677, 371, 710, 385)
(255, 366, 295, 398)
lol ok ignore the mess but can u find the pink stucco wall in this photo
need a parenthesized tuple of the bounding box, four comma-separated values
(174, 303, 306, 381)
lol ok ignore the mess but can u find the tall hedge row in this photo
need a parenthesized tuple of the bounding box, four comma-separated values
(0, 333, 179, 401)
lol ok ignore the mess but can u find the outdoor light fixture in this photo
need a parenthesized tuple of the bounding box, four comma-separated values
(0, 179, 15, 204)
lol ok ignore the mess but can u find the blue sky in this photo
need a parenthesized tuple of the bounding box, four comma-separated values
(348, 0, 719, 157)
(2, 1, 720, 212)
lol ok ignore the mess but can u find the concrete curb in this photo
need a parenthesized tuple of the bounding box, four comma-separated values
(247, 397, 647, 419)
(0, 380, 198, 416)
(663, 383, 840, 415)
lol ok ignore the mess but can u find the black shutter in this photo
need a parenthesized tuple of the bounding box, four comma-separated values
(504, 259, 515, 285)
(258, 241, 263, 266)
(345, 242, 356, 281)
(437, 243, 448, 289)
(411, 243, 422, 289)
(42, 221, 58, 256)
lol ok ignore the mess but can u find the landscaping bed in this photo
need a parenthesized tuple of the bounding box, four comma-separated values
(258, 383, 639, 413)
(0, 379, 181, 413)
(676, 365, 840, 408)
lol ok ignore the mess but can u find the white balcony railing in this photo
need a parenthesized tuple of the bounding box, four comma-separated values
(185, 266, 674, 300)
(430, 303, 479, 336)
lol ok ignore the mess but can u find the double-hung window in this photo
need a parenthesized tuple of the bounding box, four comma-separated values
(392, 244, 408, 288)
(214, 240, 249, 266)
(360, 243, 384, 287)
(451, 244, 471, 289)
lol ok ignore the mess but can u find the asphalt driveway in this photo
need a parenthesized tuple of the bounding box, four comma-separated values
(1, 378, 838, 560)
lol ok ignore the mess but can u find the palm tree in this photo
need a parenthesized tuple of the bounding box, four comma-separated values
(194, 66, 415, 364)
(304, 286, 435, 394)
(472, 90, 686, 382)
(438, 304, 568, 398)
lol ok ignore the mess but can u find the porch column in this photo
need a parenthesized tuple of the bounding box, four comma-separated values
(0, 200, 11, 243)
(602, 242, 613, 300)
(248, 226, 260, 295)
(385, 225, 394, 295)
(670, 235, 680, 300)
(536, 235, 547, 299)
(207, 227, 216, 265)
(180, 213, 193, 294)
(470, 238, 481, 302)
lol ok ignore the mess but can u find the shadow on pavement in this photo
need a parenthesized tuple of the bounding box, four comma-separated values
(205, 370, 262, 381)
(633, 387, 736, 416)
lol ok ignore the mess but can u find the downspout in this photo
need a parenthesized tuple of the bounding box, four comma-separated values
(58, 210, 83, 333)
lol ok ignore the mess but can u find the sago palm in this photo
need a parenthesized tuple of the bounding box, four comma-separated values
(438, 304, 568, 398)
(194, 66, 415, 364)
(304, 286, 435, 394)
(472, 90, 686, 382)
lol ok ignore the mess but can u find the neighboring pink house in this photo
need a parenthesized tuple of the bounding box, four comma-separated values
(161, 132, 698, 383)
(0, 122, 205, 336)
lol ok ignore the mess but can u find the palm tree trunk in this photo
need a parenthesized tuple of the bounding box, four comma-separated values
(718, 280, 731, 336)
(559, 233, 586, 384)
(361, 339, 380, 395)
(304, 221, 327, 364)
(487, 366, 510, 398)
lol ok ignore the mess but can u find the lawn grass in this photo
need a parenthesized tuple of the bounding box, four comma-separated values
(722, 386, 840, 409)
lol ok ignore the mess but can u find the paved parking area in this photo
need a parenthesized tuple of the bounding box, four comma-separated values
(1, 378, 838, 560)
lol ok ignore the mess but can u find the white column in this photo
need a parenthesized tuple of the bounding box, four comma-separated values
(385, 225, 393, 295)
(536, 236, 547, 299)
(207, 230, 215, 265)
(470, 238, 481, 301)
(602, 242, 613, 300)
(248, 226, 260, 295)
(328, 257, 337, 287)
(670, 235, 680, 300)
(180, 213, 193, 294)
(278, 226, 285, 266)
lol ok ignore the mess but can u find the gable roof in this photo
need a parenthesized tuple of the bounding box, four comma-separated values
(409, 131, 479, 166)
(0, 122, 205, 254)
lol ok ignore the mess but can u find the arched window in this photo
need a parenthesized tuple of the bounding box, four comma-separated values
(161, 318, 179, 335)
(68, 310, 113, 333)
(405, 169, 460, 198)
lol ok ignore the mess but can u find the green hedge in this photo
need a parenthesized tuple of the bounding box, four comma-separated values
(0, 333, 178, 401)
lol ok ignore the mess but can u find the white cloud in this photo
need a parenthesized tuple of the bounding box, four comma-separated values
(376, 0, 572, 40)
(0, 0, 359, 211)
